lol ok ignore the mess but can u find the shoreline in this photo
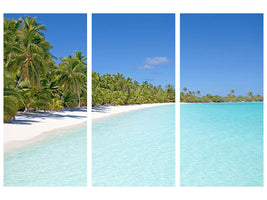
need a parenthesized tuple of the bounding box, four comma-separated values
(5, 103, 174, 153)
(180, 101, 263, 104)
(92, 102, 175, 123)
(4, 108, 87, 153)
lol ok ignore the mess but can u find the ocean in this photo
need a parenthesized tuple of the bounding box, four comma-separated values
(92, 104, 175, 186)
(4, 126, 87, 186)
(180, 102, 263, 186)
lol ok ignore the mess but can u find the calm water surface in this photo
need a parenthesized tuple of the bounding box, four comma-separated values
(4, 126, 87, 186)
(181, 102, 263, 186)
(92, 104, 175, 186)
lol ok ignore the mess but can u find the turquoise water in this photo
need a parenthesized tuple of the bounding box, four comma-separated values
(4, 126, 87, 186)
(180, 102, 263, 186)
(92, 104, 175, 186)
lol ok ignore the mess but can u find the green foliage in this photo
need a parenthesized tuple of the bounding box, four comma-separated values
(49, 98, 64, 111)
(92, 71, 175, 106)
(31, 90, 52, 112)
(180, 89, 263, 103)
(63, 91, 79, 109)
(4, 88, 20, 122)
(3, 16, 87, 122)
(56, 51, 87, 107)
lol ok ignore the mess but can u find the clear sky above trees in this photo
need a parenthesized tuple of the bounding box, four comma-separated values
(92, 14, 175, 88)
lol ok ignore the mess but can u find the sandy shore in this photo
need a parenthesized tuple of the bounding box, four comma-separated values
(4, 108, 87, 153)
(92, 102, 174, 122)
(4, 103, 174, 153)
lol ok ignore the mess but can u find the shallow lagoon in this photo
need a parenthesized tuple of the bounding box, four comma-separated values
(4, 126, 87, 186)
(92, 104, 175, 186)
(180, 102, 263, 186)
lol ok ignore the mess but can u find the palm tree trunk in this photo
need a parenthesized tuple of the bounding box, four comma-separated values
(78, 90, 81, 107)
(61, 88, 66, 99)
(15, 72, 23, 89)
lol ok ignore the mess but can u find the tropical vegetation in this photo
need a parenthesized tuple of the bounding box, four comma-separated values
(181, 88, 263, 103)
(4, 16, 87, 122)
(92, 71, 175, 106)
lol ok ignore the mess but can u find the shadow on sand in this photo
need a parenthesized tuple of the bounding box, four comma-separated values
(92, 106, 111, 113)
(9, 109, 87, 125)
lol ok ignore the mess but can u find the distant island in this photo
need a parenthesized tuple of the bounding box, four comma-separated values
(92, 71, 175, 106)
(4, 16, 87, 122)
(181, 87, 263, 103)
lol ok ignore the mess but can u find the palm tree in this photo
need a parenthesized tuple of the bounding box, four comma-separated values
(3, 70, 20, 122)
(230, 89, 234, 95)
(166, 84, 175, 102)
(196, 90, 200, 96)
(5, 16, 53, 89)
(237, 95, 243, 102)
(4, 88, 19, 122)
(183, 87, 187, 93)
(3, 15, 88, 122)
(49, 98, 64, 111)
(31, 89, 51, 112)
(248, 91, 253, 97)
(57, 52, 87, 107)
(113, 72, 124, 91)
(91, 71, 175, 106)
(124, 77, 133, 94)
(4, 18, 20, 61)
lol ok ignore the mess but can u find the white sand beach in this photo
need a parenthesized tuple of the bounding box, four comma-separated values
(92, 102, 174, 122)
(4, 108, 87, 153)
(4, 103, 174, 153)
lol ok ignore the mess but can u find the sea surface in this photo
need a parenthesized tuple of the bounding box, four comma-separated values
(180, 102, 263, 186)
(92, 104, 175, 186)
(4, 126, 87, 186)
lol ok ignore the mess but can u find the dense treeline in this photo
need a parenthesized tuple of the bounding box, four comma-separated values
(181, 88, 263, 103)
(4, 16, 87, 122)
(92, 71, 175, 106)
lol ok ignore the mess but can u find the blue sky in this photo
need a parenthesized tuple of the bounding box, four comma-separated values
(181, 14, 263, 96)
(92, 14, 175, 88)
(4, 14, 87, 63)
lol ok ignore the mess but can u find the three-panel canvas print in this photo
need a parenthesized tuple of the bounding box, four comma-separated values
(3, 13, 263, 187)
